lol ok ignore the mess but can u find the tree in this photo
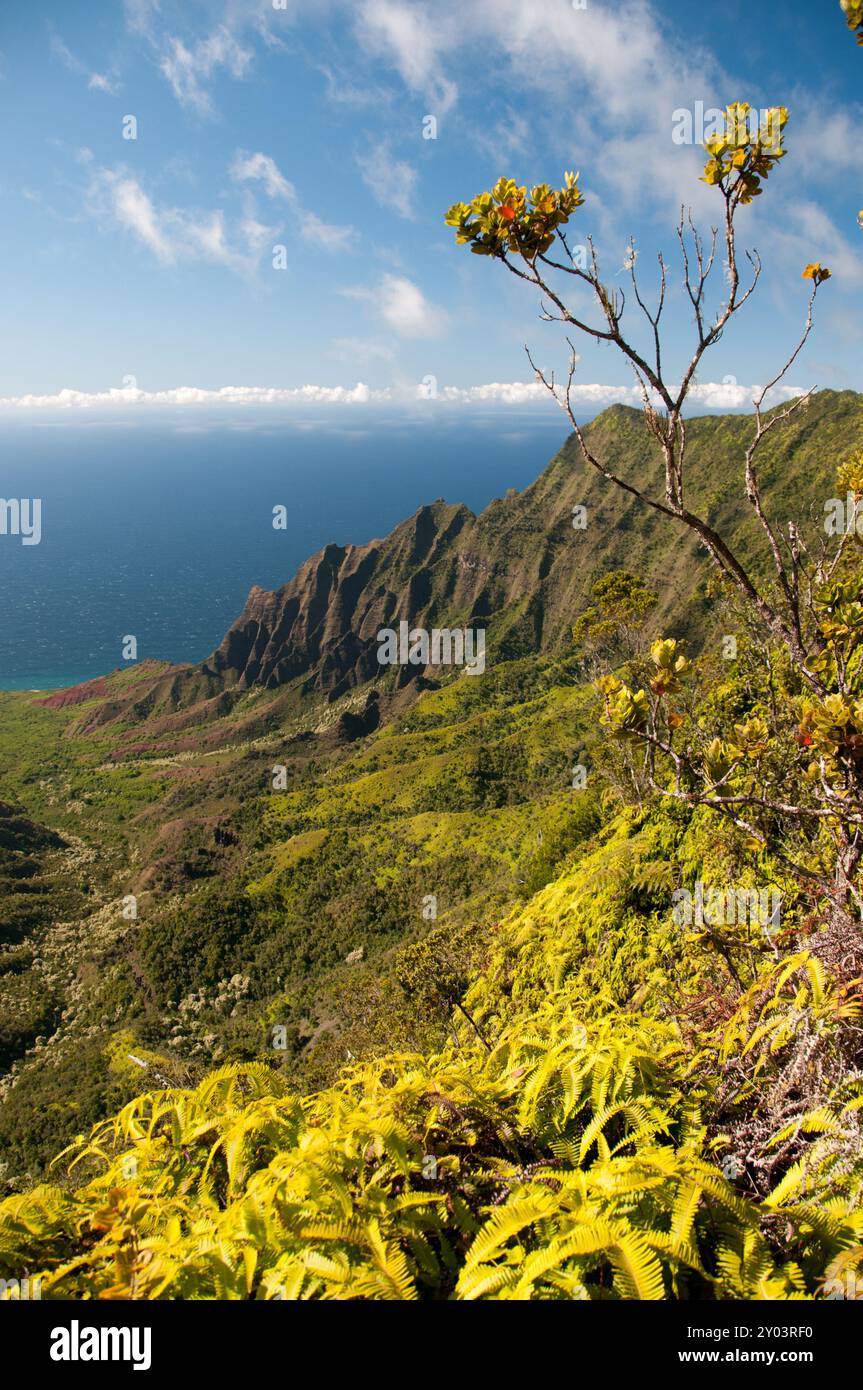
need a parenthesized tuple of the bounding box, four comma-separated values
(572, 570, 659, 677)
(445, 103, 863, 916)
(395, 922, 492, 1052)
(841, 0, 863, 44)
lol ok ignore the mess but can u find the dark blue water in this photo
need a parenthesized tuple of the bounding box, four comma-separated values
(0, 413, 570, 689)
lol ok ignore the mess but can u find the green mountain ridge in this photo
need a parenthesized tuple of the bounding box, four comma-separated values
(41, 390, 861, 747)
(196, 387, 863, 682)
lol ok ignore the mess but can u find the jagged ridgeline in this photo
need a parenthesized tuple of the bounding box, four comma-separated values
(50, 389, 862, 730)
(1, 393, 862, 1299)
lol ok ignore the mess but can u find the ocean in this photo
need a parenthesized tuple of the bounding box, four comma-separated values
(0, 411, 571, 690)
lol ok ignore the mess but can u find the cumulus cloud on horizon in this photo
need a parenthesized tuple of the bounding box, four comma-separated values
(0, 381, 808, 412)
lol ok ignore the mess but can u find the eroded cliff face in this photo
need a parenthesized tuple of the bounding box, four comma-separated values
(201, 500, 488, 697)
(191, 409, 684, 701)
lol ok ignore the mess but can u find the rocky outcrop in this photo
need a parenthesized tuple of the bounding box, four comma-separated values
(200, 500, 484, 697)
(336, 691, 381, 743)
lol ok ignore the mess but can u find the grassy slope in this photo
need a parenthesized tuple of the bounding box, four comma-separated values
(448, 388, 863, 658)
(3, 790, 858, 1300)
(0, 651, 598, 1182)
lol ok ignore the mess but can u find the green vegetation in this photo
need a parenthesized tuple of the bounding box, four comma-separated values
(2, 784, 861, 1299)
(0, 649, 597, 1181)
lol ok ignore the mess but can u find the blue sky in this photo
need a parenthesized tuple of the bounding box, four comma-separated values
(0, 0, 860, 421)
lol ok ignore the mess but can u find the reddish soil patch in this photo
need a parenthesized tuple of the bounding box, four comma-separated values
(37, 677, 113, 709)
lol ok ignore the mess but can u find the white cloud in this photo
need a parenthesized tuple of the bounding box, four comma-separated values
(123, 0, 161, 37)
(687, 382, 805, 409)
(435, 381, 807, 410)
(437, 382, 549, 405)
(471, 112, 532, 165)
(160, 26, 253, 114)
(378, 274, 447, 337)
(773, 201, 863, 288)
(356, 143, 418, 220)
(464, 0, 685, 120)
(299, 211, 354, 252)
(49, 29, 119, 95)
(240, 216, 275, 258)
(354, 0, 707, 128)
(86, 153, 353, 270)
(87, 72, 117, 94)
(791, 105, 863, 180)
(594, 381, 802, 410)
(0, 380, 806, 412)
(318, 63, 395, 108)
(356, 0, 458, 113)
(313, 279, 425, 337)
(0, 385, 383, 411)
(124, 0, 313, 109)
(231, 150, 354, 251)
(103, 172, 176, 262)
(88, 166, 272, 272)
(231, 151, 295, 201)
